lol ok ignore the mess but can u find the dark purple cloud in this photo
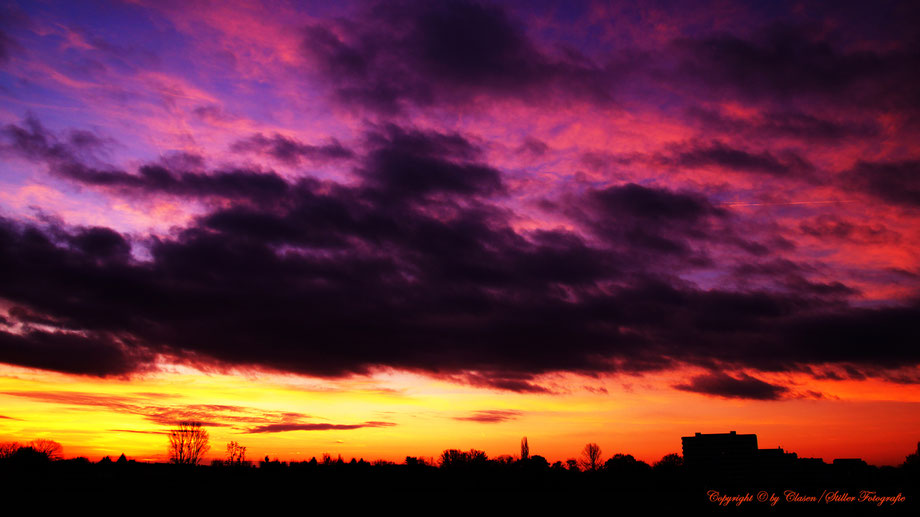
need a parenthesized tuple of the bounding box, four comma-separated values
(0, 116, 295, 204)
(516, 137, 548, 157)
(567, 182, 735, 259)
(301, 0, 612, 112)
(1, 176, 917, 388)
(842, 160, 920, 207)
(295, 1, 920, 124)
(667, 141, 815, 178)
(730, 258, 860, 298)
(452, 410, 522, 423)
(799, 215, 900, 244)
(1, 115, 93, 162)
(685, 108, 881, 142)
(452, 372, 551, 394)
(586, 183, 722, 223)
(0, 329, 151, 377)
(359, 125, 505, 199)
(1, 390, 359, 430)
(674, 371, 790, 400)
(57, 162, 294, 204)
(70, 227, 132, 259)
(230, 133, 353, 165)
(1, 115, 918, 393)
(587, 142, 816, 179)
(248, 421, 396, 433)
(669, 22, 920, 112)
(192, 104, 233, 123)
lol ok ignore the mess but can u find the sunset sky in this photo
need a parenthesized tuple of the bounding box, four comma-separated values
(1, 0, 919, 466)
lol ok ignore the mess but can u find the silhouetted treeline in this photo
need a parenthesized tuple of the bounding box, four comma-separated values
(1, 438, 918, 512)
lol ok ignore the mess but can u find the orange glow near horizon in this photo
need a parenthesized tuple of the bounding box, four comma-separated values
(2, 0, 920, 492)
(1, 363, 918, 467)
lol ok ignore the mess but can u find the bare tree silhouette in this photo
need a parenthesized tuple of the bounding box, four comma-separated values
(168, 421, 210, 465)
(579, 443, 603, 471)
(654, 453, 683, 469)
(439, 448, 488, 467)
(520, 436, 529, 461)
(226, 440, 246, 466)
(30, 439, 62, 460)
(0, 442, 21, 459)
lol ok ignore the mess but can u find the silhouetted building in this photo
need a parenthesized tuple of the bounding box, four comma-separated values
(757, 446, 799, 480)
(682, 431, 757, 476)
(683, 431, 802, 482)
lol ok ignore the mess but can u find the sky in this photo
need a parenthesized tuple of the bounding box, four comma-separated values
(0, 0, 919, 466)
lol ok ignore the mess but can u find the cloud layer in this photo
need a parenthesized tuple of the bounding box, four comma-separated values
(0, 0, 918, 400)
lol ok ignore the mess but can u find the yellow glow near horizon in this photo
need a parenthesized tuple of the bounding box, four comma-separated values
(1, 363, 919, 466)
